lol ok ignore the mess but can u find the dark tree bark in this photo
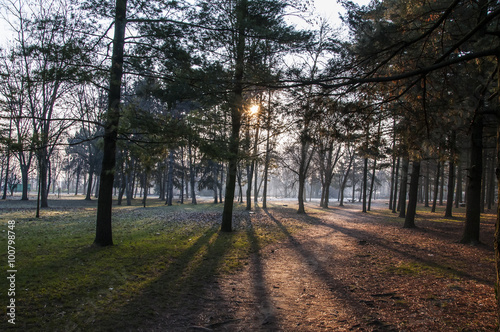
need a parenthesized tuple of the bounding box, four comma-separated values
(431, 160, 441, 212)
(20, 164, 29, 200)
(142, 172, 148, 208)
(94, 0, 127, 247)
(481, 150, 487, 213)
(1, 147, 10, 200)
(117, 169, 126, 206)
(352, 159, 356, 203)
(339, 152, 355, 207)
(398, 158, 409, 218)
(297, 130, 313, 214)
(126, 157, 134, 206)
(180, 147, 185, 204)
(445, 160, 455, 218)
(495, 60, 500, 332)
(461, 112, 483, 244)
(439, 162, 444, 206)
(38, 149, 49, 208)
(219, 163, 223, 203)
(389, 154, 395, 211)
(487, 151, 495, 210)
(262, 112, 271, 209)
(455, 161, 463, 208)
(404, 160, 421, 228)
(368, 159, 377, 211)
(245, 125, 254, 210)
(221, 0, 247, 231)
(74, 164, 81, 196)
(246, 161, 254, 210)
(213, 163, 219, 204)
(188, 140, 197, 205)
(85, 164, 94, 201)
(322, 146, 342, 209)
(166, 150, 175, 206)
(94, 175, 100, 198)
(424, 160, 430, 207)
(392, 157, 400, 213)
(253, 110, 261, 204)
(362, 157, 368, 213)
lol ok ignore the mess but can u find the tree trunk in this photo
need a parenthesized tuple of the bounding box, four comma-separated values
(85, 166, 94, 201)
(237, 165, 243, 203)
(20, 163, 29, 200)
(180, 147, 185, 204)
(262, 128, 271, 209)
(221, 0, 247, 231)
(368, 159, 376, 211)
(424, 160, 430, 207)
(158, 161, 165, 201)
(246, 157, 254, 210)
(126, 157, 134, 206)
(94, 175, 100, 198)
(339, 152, 355, 207)
(389, 154, 396, 211)
(166, 150, 175, 206)
(219, 163, 223, 203)
(262, 93, 272, 209)
(461, 113, 483, 244)
(455, 161, 463, 208)
(94, 0, 127, 247)
(213, 163, 219, 204)
(352, 159, 356, 203)
(481, 150, 487, 213)
(398, 158, 409, 218)
(142, 172, 148, 208)
(39, 148, 49, 208)
(253, 114, 260, 204)
(2, 149, 10, 200)
(392, 157, 400, 213)
(297, 114, 315, 214)
(362, 157, 368, 213)
(75, 165, 81, 196)
(431, 160, 441, 212)
(487, 151, 495, 210)
(493, 54, 500, 332)
(439, 162, 445, 205)
(188, 140, 197, 205)
(117, 170, 126, 206)
(445, 160, 455, 218)
(298, 170, 307, 214)
(404, 160, 420, 228)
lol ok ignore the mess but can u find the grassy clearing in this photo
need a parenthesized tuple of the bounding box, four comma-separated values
(0, 199, 300, 331)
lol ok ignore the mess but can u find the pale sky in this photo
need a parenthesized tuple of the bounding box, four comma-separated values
(314, 0, 372, 26)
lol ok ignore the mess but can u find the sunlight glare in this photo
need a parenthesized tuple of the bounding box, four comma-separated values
(249, 105, 259, 115)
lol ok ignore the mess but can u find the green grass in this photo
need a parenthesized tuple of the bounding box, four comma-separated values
(0, 199, 297, 331)
(386, 261, 463, 280)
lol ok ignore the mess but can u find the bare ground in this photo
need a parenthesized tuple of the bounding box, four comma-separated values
(140, 202, 496, 332)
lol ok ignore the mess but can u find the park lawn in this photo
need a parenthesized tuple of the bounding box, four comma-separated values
(0, 199, 302, 331)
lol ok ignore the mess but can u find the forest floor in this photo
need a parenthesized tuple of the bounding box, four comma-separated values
(0, 197, 497, 331)
(158, 202, 497, 332)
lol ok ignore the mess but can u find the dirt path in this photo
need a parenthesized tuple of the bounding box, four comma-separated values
(149, 204, 496, 331)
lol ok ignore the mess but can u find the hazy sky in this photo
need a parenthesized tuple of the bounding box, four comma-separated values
(314, 0, 372, 25)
